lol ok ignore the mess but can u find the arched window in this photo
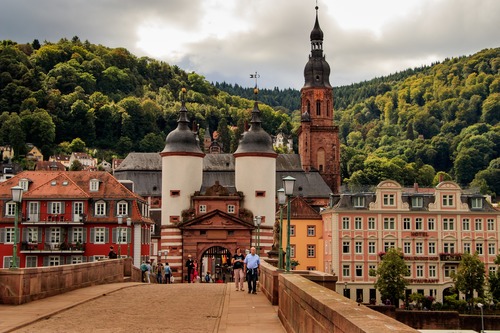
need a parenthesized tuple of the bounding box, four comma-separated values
(327, 100, 330, 117)
(316, 100, 321, 116)
(306, 100, 311, 114)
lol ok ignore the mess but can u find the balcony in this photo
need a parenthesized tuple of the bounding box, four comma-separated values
(22, 214, 85, 225)
(20, 241, 85, 254)
(439, 253, 462, 262)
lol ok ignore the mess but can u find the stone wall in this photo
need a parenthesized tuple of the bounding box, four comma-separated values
(0, 258, 137, 305)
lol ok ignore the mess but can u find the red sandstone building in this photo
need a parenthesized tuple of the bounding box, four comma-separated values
(322, 180, 499, 303)
(0, 171, 153, 268)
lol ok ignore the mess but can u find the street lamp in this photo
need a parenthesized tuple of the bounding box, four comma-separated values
(277, 188, 286, 270)
(10, 186, 23, 269)
(283, 176, 296, 273)
(344, 282, 348, 297)
(126, 217, 132, 257)
(478, 302, 484, 333)
(254, 216, 262, 255)
(117, 215, 123, 258)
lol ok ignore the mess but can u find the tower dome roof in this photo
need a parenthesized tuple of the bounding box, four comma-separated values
(162, 90, 204, 155)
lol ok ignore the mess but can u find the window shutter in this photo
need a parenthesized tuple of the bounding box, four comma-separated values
(61, 202, 65, 214)
(22, 228, 28, 242)
(83, 228, 87, 243)
(43, 257, 49, 266)
(37, 228, 42, 242)
(89, 256, 94, 262)
(45, 229, 50, 242)
(48, 202, 53, 214)
(68, 227, 73, 243)
(15, 228, 20, 241)
(83, 256, 87, 262)
(105, 227, 109, 243)
(0, 229, 5, 243)
(127, 228, 132, 244)
(112, 228, 117, 243)
(89, 228, 95, 244)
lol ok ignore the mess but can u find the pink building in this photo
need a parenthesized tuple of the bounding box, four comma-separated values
(322, 180, 499, 304)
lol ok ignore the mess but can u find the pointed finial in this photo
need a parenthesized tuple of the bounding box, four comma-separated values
(181, 87, 187, 102)
(250, 72, 260, 99)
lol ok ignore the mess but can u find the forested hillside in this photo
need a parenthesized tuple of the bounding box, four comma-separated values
(0, 38, 498, 198)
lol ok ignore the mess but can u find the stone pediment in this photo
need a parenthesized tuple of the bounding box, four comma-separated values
(178, 209, 255, 230)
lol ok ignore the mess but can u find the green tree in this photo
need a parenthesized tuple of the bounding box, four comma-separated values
(69, 159, 84, 171)
(452, 252, 485, 308)
(373, 248, 409, 306)
(68, 138, 86, 152)
(217, 117, 230, 153)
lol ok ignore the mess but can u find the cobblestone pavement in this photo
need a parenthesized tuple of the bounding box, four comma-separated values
(16, 283, 226, 333)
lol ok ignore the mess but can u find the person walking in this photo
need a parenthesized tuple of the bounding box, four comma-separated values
(185, 255, 194, 283)
(108, 246, 117, 259)
(157, 263, 163, 284)
(244, 247, 260, 294)
(145, 261, 152, 283)
(164, 262, 172, 284)
(232, 247, 245, 291)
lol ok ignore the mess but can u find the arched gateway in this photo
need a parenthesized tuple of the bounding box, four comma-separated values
(178, 209, 255, 283)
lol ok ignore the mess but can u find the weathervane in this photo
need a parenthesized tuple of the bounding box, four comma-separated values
(250, 71, 260, 96)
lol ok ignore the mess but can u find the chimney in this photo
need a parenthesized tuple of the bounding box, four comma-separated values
(438, 173, 444, 183)
(414, 183, 419, 192)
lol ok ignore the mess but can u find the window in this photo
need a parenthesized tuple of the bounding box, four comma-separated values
(353, 196, 365, 208)
(316, 100, 321, 116)
(443, 218, 454, 231)
(307, 245, 316, 258)
(354, 217, 362, 230)
(73, 202, 84, 222)
(488, 243, 495, 255)
(307, 226, 316, 237)
(488, 219, 495, 231)
(307, 266, 316, 271)
(343, 265, 350, 277)
(290, 245, 296, 258)
(463, 243, 471, 254)
(342, 217, 350, 230)
(383, 217, 395, 230)
(383, 194, 395, 206)
(93, 227, 106, 244)
(49, 202, 62, 214)
(27, 227, 39, 243)
(415, 218, 423, 230)
(48, 256, 61, 266)
(255, 191, 266, 197)
(475, 219, 483, 231)
(368, 217, 375, 230)
(343, 241, 350, 254)
(429, 265, 436, 278)
(90, 179, 99, 192)
(412, 196, 423, 208)
(50, 227, 61, 244)
(416, 265, 424, 277)
(227, 205, 235, 214)
(404, 242, 411, 254)
(403, 218, 411, 230)
(368, 241, 376, 254)
(407, 265, 412, 277)
(117, 201, 128, 216)
(71, 256, 84, 264)
(355, 241, 362, 254)
(428, 218, 435, 230)
(471, 197, 483, 209)
(199, 205, 206, 213)
(462, 219, 470, 231)
(71, 227, 84, 243)
(384, 241, 396, 252)
(442, 195, 454, 207)
(476, 243, 483, 255)
(19, 179, 29, 191)
(443, 243, 455, 254)
(3, 256, 12, 268)
(429, 242, 436, 254)
(95, 201, 106, 216)
(170, 190, 180, 196)
(369, 264, 376, 273)
(116, 227, 127, 243)
(416, 242, 423, 254)
(26, 256, 37, 268)
(355, 265, 363, 277)
(490, 266, 497, 275)
(3, 228, 15, 243)
(290, 225, 295, 237)
(444, 266, 456, 277)
(6, 202, 16, 216)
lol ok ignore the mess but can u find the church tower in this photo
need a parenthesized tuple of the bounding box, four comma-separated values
(297, 5, 340, 193)
(234, 90, 277, 255)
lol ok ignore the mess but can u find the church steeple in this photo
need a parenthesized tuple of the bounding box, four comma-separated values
(303, 5, 331, 89)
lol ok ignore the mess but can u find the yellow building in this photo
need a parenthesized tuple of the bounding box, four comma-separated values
(280, 196, 324, 271)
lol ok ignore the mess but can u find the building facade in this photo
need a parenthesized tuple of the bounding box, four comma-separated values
(322, 180, 499, 304)
(0, 171, 153, 268)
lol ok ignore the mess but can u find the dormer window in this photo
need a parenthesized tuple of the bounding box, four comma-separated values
(442, 194, 454, 207)
(353, 196, 365, 208)
(19, 178, 29, 191)
(411, 196, 423, 208)
(90, 179, 100, 192)
(471, 197, 483, 209)
(116, 201, 128, 216)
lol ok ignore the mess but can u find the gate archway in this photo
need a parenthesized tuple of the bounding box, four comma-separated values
(201, 246, 232, 283)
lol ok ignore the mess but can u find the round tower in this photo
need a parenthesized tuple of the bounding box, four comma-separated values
(160, 89, 205, 226)
(234, 91, 277, 254)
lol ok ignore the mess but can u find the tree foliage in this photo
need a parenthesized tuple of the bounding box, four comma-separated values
(452, 252, 485, 305)
(373, 248, 409, 306)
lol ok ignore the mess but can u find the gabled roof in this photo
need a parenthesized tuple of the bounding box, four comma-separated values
(279, 196, 321, 219)
(27, 173, 89, 199)
(178, 209, 255, 230)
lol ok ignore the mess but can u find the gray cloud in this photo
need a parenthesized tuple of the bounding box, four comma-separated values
(1, 0, 498, 89)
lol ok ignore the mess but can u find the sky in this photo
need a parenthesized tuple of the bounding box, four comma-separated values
(1, 0, 499, 89)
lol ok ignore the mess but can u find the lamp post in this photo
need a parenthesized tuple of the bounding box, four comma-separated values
(344, 282, 348, 297)
(126, 217, 132, 257)
(117, 215, 123, 258)
(478, 302, 484, 333)
(10, 186, 23, 269)
(255, 215, 262, 255)
(277, 188, 286, 270)
(283, 176, 296, 273)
